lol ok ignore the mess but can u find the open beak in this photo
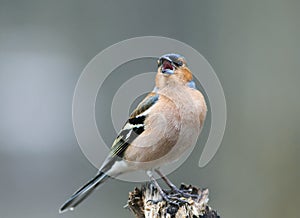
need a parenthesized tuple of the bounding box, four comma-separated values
(160, 58, 175, 75)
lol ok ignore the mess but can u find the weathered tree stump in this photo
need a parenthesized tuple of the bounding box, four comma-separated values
(127, 183, 220, 218)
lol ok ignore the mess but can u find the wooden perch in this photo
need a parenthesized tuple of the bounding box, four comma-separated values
(127, 183, 220, 218)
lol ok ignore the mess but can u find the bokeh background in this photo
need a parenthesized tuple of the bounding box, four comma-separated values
(1, 0, 299, 217)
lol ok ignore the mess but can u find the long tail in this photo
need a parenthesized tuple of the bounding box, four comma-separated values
(59, 172, 109, 213)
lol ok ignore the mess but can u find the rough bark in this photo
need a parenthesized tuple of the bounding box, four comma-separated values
(127, 183, 220, 218)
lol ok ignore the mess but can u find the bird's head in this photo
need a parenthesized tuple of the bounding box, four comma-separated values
(155, 54, 193, 89)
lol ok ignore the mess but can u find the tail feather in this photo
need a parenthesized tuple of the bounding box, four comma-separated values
(59, 172, 109, 213)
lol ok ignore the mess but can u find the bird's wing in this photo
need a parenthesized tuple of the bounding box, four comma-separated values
(99, 92, 159, 173)
(111, 92, 159, 157)
(60, 93, 160, 212)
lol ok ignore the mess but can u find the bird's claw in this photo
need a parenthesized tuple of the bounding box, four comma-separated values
(161, 191, 190, 206)
(167, 185, 201, 199)
(146, 196, 182, 206)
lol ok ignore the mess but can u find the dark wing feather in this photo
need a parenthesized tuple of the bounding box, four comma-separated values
(129, 92, 159, 118)
(110, 92, 159, 158)
(98, 92, 159, 173)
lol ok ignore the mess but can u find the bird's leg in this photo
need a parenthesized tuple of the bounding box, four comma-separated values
(154, 169, 200, 199)
(146, 171, 187, 205)
(154, 169, 179, 191)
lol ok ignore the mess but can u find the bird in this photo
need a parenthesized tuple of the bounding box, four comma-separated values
(59, 53, 207, 213)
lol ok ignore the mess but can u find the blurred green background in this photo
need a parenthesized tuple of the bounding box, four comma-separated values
(0, 0, 299, 217)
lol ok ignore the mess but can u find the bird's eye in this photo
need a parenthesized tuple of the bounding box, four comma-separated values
(173, 61, 183, 67)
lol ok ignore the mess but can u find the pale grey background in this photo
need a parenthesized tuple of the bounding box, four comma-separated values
(0, 0, 299, 218)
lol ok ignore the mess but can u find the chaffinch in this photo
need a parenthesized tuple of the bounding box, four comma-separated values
(60, 54, 207, 213)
